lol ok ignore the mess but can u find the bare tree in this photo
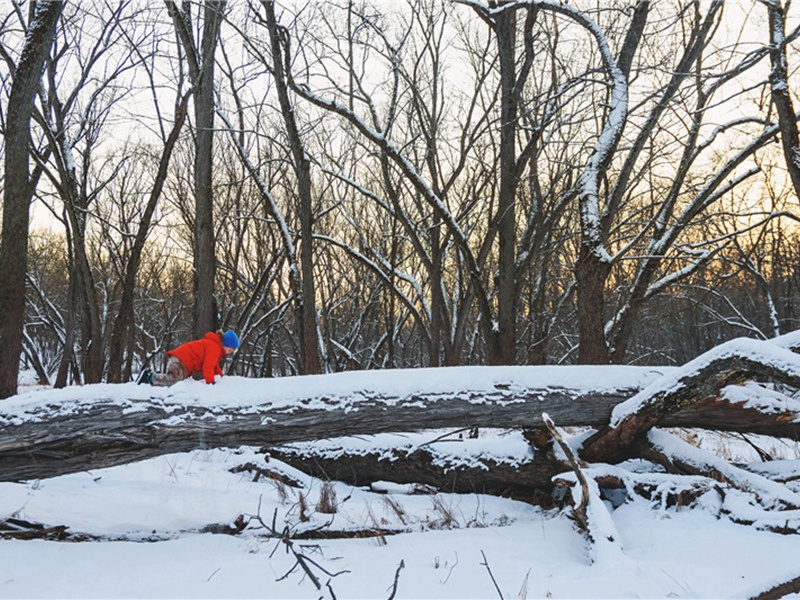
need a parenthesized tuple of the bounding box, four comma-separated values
(603, 1, 800, 363)
(261, 0, 321, 374)
(760, 0, 800, 202)
(105, 95, 192, 382)
(29, 2, 149, 383)
(0, 0, 62, 399)
(165, 0, 225, 338)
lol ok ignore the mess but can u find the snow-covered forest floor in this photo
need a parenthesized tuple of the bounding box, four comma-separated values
(3, 373, 800, 599)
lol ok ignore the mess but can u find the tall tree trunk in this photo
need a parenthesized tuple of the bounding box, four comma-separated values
(764, 0, 800, 202)
(74, 229, 104, 383)
(55, 245, 78, 389)
(572, 1, 648, 364)
(264, 0, 321, 375)
(52, 122, 104, 383)
(575, 250, 612, 364)
(387, 215, 398, 368)
(430, 222, 444, 367)
(492, 5, 519, 366)
(193, 0, 224, 337)
(0, 1, 62, 399)
(528, 263, 550, 365)
(166, 0, 225, 339)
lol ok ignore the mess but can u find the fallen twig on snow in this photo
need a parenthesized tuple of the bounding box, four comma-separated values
(480, 550, 504, 600)
(387, 559, 405, 600)
(250, 498, 350, 596)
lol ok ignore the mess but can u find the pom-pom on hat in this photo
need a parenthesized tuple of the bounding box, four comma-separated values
(222, 330, 239, 349)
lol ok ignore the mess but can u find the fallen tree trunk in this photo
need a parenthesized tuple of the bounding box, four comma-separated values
(266, 443, 568, 506)
(750, 573, 800, 600)
(582, 339, 800, 463)
(2, 339, 800, 483)
(0, 366, 657, 482)
(639, 428, 800, 509)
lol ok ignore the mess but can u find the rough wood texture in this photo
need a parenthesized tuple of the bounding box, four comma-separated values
(0, 386, 632, 482)
(3, 337, 800, 482)
(582, 340, 800, 463)
(2, 380, 800, 482)
(266, 445, 568, 505)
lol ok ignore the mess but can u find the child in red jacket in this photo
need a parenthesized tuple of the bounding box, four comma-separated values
(137, 330, 239, 386)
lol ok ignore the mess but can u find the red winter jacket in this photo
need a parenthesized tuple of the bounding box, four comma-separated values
(167, 332, 224, 384)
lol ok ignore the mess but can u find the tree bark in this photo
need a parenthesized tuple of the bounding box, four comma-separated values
(54, 255, 78, 389)
(0, 372, 649, 482)
(763, 0, 800, 203)
(0, 1, 63, 399)
(166, 0, 225, 338)
(750, 573, 800, 600)
(264, 0, 321, 375)
(575, 251, 612, 364)
(581, 338, 800, 463)
(570, 0, 646, 365)
(491, 4, 519, 366)
(267, 445, 567, 505)
(193, 1, 224, 337)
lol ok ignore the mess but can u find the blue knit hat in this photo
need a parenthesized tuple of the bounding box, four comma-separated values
(222, 330, 239, 349)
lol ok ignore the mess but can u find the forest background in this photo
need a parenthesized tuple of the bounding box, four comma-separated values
(1, 0, 799, 399)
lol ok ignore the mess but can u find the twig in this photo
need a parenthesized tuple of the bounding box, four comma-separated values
(252, 496, 349, 595)
(296, 553, 350, 579)
(543, 413, 591, 534)
(326, 578, 338, 600)
(387, 559, 405, 600)
(480, 550, 504, 600)
(440, 552, 459, 585)
(417, 427, 474, 449)
(735, 432, 774, 462)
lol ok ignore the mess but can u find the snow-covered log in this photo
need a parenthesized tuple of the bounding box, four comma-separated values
(641, 429, 800, 510)
(0, 366, 661, 482)
(266, 441, 568, 505)
(3, 347, 800, 483)
(582, 338, 800, 463)
(749, 572, 800, 600)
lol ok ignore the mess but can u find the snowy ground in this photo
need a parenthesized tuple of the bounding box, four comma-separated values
(2, 435, 800, 598)
(3, 369, 800, 598)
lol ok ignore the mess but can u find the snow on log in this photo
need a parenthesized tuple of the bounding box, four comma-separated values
(641, 429, 800, 510)
(771, 329, 800, 352)
(553, 463, 717, 512)
(266, 430, 569, 505)
(581, 338, 800, 463)
(3, 340, 800, 484)
(746, 458, 800, 486)
(0, 365, 660, 482)
(748, 571, 800, 600)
